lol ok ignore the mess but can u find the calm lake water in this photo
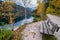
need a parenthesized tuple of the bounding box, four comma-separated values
(0, 16, 34, 30)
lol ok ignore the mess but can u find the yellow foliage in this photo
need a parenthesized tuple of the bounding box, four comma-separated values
(1, 2, 14, 12)
(46, 7, 55, 13)
(9, 17, 14, 24)
(37, 2, 45, 15)
(46, 7, 51, 13)
(50, 0, 60, 8)
(56, 0, 60, 8)
(0, 7, 3, 11)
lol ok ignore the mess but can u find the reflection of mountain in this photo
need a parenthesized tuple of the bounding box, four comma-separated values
(14, 4, 32, 22)
(14, 4, 32, 17)
(0, 1, 33, 24)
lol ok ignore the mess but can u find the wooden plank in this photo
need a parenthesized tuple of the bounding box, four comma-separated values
(49, 21, 59, 33)
(40, 21, 48, 34)
(44, 22, 48, 34)
(40, 22, 44, 34)
(42, 22, 44, 33)
(40, 21, 53, 35)
(40, 19, 60, 35)
(47, 24, 53, 35)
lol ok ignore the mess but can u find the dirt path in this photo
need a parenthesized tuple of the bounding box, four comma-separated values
(11, 26, 24, 40)
(22, 22, 42, 40)
(11, 28, 21, 40)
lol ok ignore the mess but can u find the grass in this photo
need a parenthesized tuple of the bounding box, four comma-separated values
(41, 13, 47, 20)
(42, 34, 57, 40)
(10, 25, 26, 40)
(18, 32, 22, 40)
(33, 16, 41, 22)
(32, 12, 41, 22)
(0, 30, 14, 40)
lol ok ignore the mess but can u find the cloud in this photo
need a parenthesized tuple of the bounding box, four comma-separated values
(16, 0, 38, 8)
(2, 0, 37, 9)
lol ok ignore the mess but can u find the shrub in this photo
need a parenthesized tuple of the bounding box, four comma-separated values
(42, 34, 57, 40)
(0, 25, 14, 40)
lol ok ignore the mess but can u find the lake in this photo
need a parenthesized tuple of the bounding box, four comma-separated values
(0, 16, 34, 30)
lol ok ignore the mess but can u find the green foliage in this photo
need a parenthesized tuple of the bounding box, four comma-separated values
(41, 13, 47, 20)
(0, 22, 5, 26)
(32, 11, 41, 22)
(42, 34, 57, 40)
(18, 32, 22, 40)
(32, 10, 47, 22)
(0, 26, 14, 40)
(0, 30, 14, 40)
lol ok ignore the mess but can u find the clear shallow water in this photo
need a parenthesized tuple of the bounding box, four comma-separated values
(14, 16, 34, 30)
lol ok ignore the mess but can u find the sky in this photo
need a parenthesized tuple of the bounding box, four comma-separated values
(16, 0, 38, 8)
(2, 0, 38, 9)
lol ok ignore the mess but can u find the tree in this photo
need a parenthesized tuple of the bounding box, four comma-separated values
(46, 0, 60, 16)
(37, 0, 47, 20)
(46, 7, 55, 13)
(0, 2, 15, 30)
(37, 2, 45, 16)
(20, 0, 31, 24)
(7, 2, 15, 30)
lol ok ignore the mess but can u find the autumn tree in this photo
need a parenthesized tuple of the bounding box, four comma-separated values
(37, 2, 45, 16)
(46, 0, 60, 16)
(0, 2, 15, 30)
(37, 0, 48, 20)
